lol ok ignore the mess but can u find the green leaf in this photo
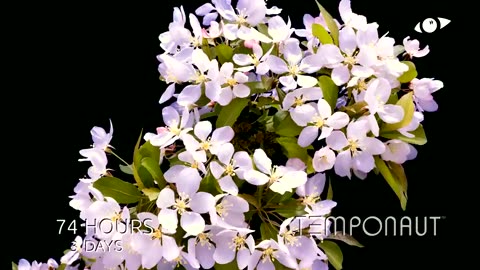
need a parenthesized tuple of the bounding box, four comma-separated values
(132, 130, 145, 189)
(276, 137, 313, 166)
(315, 1, 339, 45)
(260, 222, 279, 241)
(238, 194, 260, 209)
(137, 166, 155, 188)
(215, 44, 234, 64)
(274, 200, 308, 218)
(142, 187, 160, 201)
(119, 164, 133, 175)
(318, 76, 339, 109)
(141, 157, 166, 188)
(216, 98, 249, 128)
(245, 81, 268, 94)
(214, 261, 240, 270)
(382, 92, 415, 132)
(57, 264, 66, 270)
(12, 262, 18, 270)
(93, 176, 143, 204)
(275, 87, 287, 103)
(312, 23, 333, 44)
(319, 240, 344, 270)
(374, 156, 407, 210)
(327, 232, 364, 247)
(389, 162, 408, 192)
(139, 142, 160, 163)
(327, 177, 334, 200)
(398, 61, 418, 83)
(199, 173, 222, 195)
(380, 124, 427, 145)
(275, 114, 303, 137)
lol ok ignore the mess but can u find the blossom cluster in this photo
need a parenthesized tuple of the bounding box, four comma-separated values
(14, 0, 443, 269)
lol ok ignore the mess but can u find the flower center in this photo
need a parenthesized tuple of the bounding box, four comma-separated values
(225, 163, 236, 176)
(195, 73, 207, 84)
(230, 235, 247, 251)
(216, 201, 232, 217)
(261, 247, 275, 262)
(111, 212, 122, 222)
(344, 55, 356, 66)
(200, 139, 211, 150)
(227, 78, 238, 86)
(358, 79, 367, 91)
(348, 139, 359, 153)
(294, 96, 304, 107)
(251, 54, 260, 66)
(197, 232, 213, 247)
(303, 193, 320, 206)
(169, 124, 181, 136)
(269, 166, 280, 184)
(289, 64, 300, 76)
(152, 229, 163, 240)
(282, 230, 300, 246)
(313, 116, 324, 128)
(174, 196, 190, 214)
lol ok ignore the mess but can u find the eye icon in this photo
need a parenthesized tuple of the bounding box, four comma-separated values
(415, 17, 450, 33)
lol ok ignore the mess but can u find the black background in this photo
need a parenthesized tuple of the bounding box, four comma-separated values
(7, 0, 462, 269)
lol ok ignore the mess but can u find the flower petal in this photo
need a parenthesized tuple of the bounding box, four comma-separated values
(181, 212, 206, 236)
(298, 126, 319, 147)
(190, 192, 216, 214)
(253, 149, 272, 174)
(326, 131, 348, 151)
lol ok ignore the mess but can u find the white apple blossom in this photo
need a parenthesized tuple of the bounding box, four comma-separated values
(212, 230, 255, 269)
(156, 246, 200, 270)
(146, 106, 192, 148)
(206, 62, 251, 105)
(233, 43, 272, 75)
(296, 173, 337, 214)
(381, 139, 417, 164)
(267, 38, 319, 91)
(294, 99, 350, 147)
(244, 149, 307, 195)
(182, 121, 234, 159)
(61, 236, 84, 265)
(164, 151, 206, 197)
(210, 194, 250, 228)
(339, 0, 368, 30)
(410, 78, 444, 112)
(90, 119, 113, 151)
(248, 239, 298, 270)
(209, 143, 252, 195)
(398, 111, 424, 138)
(327, 119, 386, 178)
(78, 147, 108, 182)
(403, 36, 429, 58)
(312, 147, 336, 172)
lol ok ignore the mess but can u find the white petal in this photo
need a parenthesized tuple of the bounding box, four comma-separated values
(175, 168, 202, 196)
(253, 149, 272, 174)
(334, 150, 352, 178)
(326, 112, 350, 129)
(339, 26, 357, 55)
(307, 172, 327, 195)
(217, 143, 235, 164)
(316, 98, 332, 119)
(197, 244, 216, 269)
(224, 195, 249, 213)
(257, 259, 275, 270)
(194, 121, 212, 141)
(162, 236, 180, 261)
(213, 240, 236, 264)
(233, 84, 251, 98)
(379, 104, 404, 124)
(356, 46, 377, 67)
(298, 126, 319, 147)
(290, 104, 316, 127)
(223, 24, 239, 40)
(352, 151, 375, 173)
(190, 192, 216, 214)
(351, 65, 374, 77)
(157, 187, 175, 208)
(244, 170, 270, 185)
(319, 126, 334, 140)
(318, 44, 344, 66)
(279, 75, 297, 90)
(212, 126, 235, 145)
(181, 212, 205, 236)
(331, 65, 351, 86)
(177, 84, 201, 107)
(217, 87, 234, 105)
(192, 49, 211, 72)
(164, 165, 188, 183)
(219, 176, 239, 195)
(326, 131, 349, 151)
(300, 54, 323, 73)
(233, 54, 254, 66)
(266, 56, 289, 74)
(159, 83, 176, 104)
(237, 248, 251, 270)
(163, 106, 180, 128)
(361, 137, 386, 155)
(158, 208, 178, 234)
(210, 161, 225, 179)
(297, 75, 318, 88)
(283, 38, 303, 66)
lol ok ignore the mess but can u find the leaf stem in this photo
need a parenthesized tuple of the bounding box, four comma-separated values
(107, 149, 131, 167)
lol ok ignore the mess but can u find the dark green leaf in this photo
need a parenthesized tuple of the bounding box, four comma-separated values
(216, 98, 249, 128)
(238, 193, 260, 209)
(389, 162, 408, 192)
(275, 87, 287, 103)
(315, 1, 339, 45)
(318, 75, 339, 109)
(275, 201, 308, 218)
(382, 92, 415, 132)
(215, 44, 234, 64)
(119, 164, 133, 175)
(12, 262, 18, 270)
(93, 177, 143, 204)
(260, 222, 279, 240)
(275, 114, 303, 137)
(139, 141, 161, 164)
(374, 156, 407, 210)
(214, 261, 240, 270)
(380, 125, 427, 145)
(137, 166, 155, 188)
(398, 61, 417, 83)
(245, 81, 268, 94)
(141, 157, 166, 189)
(276, 137, 313, 167)
(312, 23, 333, 44)
(319, 240, 344, 270)
(327, 232, 364, 247)
(132, 130, 145, 189)
(199, 173, 222, 195)
(327, 177, 333, 200)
